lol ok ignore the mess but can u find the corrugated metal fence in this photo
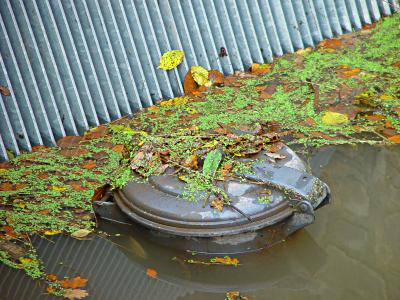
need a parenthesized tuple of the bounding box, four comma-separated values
(0, 0, 398, 161)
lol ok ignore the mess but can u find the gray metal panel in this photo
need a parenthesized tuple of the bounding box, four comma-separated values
(0, 0, 398, 160)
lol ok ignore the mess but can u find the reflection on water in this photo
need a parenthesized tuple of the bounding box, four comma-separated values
(0, 145, 399, 300)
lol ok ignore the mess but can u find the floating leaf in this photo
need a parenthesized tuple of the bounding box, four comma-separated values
(158, 50, 184, 70)
(210, 256, 239, 266)
(59, 276, 88, 289)
(191, 66, 211, 86)
(203, 150, 222, 177)
(321, 111, 349, 125)
(146, 268, 158, 278)
(71, 229, 91, 239)
(64, 289, 88, 299)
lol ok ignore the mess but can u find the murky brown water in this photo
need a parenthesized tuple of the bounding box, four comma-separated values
(1, 145, 399, 300)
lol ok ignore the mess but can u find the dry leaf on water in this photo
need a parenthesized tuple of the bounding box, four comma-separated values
(158, 50, 184, 70)
(146, 268, 157, 278)
(210, 256, 239, 266)
(59, 276, 88, 289)
(71, 229, 91, 239)
(64, 289, 88, 299)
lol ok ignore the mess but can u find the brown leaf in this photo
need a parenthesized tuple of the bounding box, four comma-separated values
(91, 185, 110, 202)
(265, 152, 286, 160)
(81, 160, 96, 170)
(112, 144, 124, 153)
(210, 198, 224, 212)
(154, 164, 169, 175)
(183, 70, 198, 95)
(182, 154, 198, 169)
(318, 38, 342, 49)
(388, 135, 400, 144)
(366, 115, 385, 122)
(0, 85, 11, 96)
(84, 125, 108, 140)
(60, 148, 89, 158)
(59, 276, 88, 289)
(57, 136, 83, 149)
(63, 289, 88, 300)
(208, 69, 225, 86)
(211, 256, 239, 266)
(146, 268, 158, 279)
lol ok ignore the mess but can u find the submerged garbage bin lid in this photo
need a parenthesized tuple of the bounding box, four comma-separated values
(114, 144, 329, 237)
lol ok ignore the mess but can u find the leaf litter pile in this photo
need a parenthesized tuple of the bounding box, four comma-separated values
(1, 13, 400, 298)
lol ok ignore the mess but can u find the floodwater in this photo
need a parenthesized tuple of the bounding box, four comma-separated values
(1, 145, 399, 300)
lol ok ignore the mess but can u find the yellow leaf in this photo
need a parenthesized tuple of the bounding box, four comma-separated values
(321, 111, 349, 126)
(158, 50, 184, 70)
(160, 96, 189, 107)
(296, 47, 313, 55)
(202, 140, 218, 148)
(52, 186, 67, 192)
(191, 66, 211, 86)
(19, 258, 32, 264)
(44, 230, 61, 236)
(138, 140, 145, 147)
(71, 229, 91, 239)
(379, 94, 394, 101)
(178, 175, 189, 182)
(186, 107, 198, 114)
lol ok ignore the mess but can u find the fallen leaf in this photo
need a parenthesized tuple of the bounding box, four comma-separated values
(59, 276, 88, 289)
(191, 66, 211, 86)
(112, 144, 125, 153)
(250, 63, 272, 75)
(44, 230, 61, 236)
(318, 38, 342, 49)
(208, 69, 224, 86)
(71, 229, 91, 239)
(210, 198, 224, 212)
(321, 111, 349, 125)
(341, 68, 361, 78)
(210, 256, 239, 266)
(46, 274, 58, 281)
(388, 135, 400, 144)
(0, 85, 11, 96)
(158, 50, 184, 70)
(52, 186, 67, 192)
(160, 96, 189, 107)
(203, 150, 222, 177)
(64, 289, 88, 299)
(296, 47, 312, 55)
(366, 115, 385, 122)
(81, 160, 96, 170)
(182, 154, 198, 169)
(379, 94, 394, 101)
(146, 268, 157, 278)
(184, 70, 198, 95)
(226, 291, 250, 300)
(265, 152, 286, 160)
